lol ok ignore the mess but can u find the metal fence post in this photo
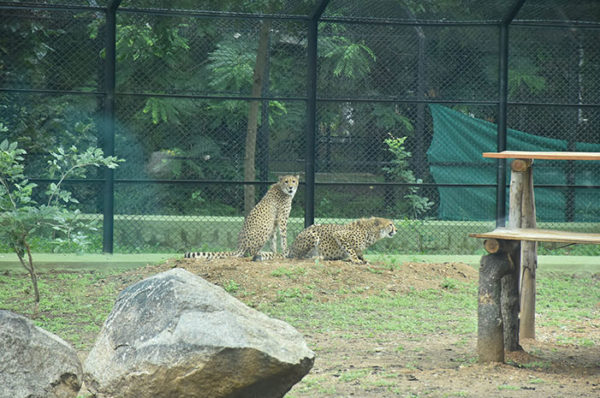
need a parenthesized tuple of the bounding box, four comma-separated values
(102, 0, 121, 253)
(305, 1, 330, 227)
(496, 0, 526, 228)
(305, 20, 317, 227)
(496, 23, 509, 228)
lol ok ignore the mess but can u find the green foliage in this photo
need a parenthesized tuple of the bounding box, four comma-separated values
(508, 57, 547, 97)
(223, 279, 240, 293)
(0, 138, 122, 302)
(116, 22, 190, 64)
(142, 98, 183, 125)
(321, 36, 376, 79)
(208, 36, 257, 92)
(370, 103, 414, 132)
(382, 134, 434, 218)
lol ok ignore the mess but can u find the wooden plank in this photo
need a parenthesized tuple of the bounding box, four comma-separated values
(469, 228, 600, 244)
(482, 151, 600, 161)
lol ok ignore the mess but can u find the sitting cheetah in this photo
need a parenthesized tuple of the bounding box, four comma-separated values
(184, 174, 299, 260)
(288, 217, 396, 264)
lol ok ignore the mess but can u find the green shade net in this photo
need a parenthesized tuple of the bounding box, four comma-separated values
(427, 104, 600, 222)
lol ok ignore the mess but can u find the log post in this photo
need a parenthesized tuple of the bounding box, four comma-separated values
(499, 159, 530, 352)
(520, 163, 537, 339)
(508, 159, 530, 229)
(501, 247, 521, 351)
(477, 240, 519, 363)
(508, 161, 524, 229)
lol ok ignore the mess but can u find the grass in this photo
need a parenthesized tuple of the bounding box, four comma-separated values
(271, 266, 308, 279)
(223, 279, 241, 293)
(535, 273, 599, 345)
(497, 384, 521, 391)
(0, 268, 123, 349)
(260, 279, 478, 336)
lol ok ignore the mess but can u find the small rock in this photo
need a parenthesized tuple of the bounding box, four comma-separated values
(0, 310, 82, 398)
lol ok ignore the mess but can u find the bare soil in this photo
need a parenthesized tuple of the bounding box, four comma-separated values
(107, 257, 600, 398)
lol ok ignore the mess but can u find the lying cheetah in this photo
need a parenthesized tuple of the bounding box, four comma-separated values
(255, 217, 396, 263)
(184, 174, 299, 260)
(289, 217, 396, 263)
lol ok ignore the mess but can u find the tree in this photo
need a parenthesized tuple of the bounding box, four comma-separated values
(0, 136, 122, 307)
(382, 134, 433, 218)
(244, 20, 272, 214)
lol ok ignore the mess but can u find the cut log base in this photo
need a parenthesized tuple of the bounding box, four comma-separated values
(477, 240, 520, 363)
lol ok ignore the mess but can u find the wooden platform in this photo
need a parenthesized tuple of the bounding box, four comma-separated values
(482, 151, 600, 160)
(469, 228, 600, 245)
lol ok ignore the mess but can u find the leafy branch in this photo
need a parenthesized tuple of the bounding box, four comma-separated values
(0, 138, 123, 308)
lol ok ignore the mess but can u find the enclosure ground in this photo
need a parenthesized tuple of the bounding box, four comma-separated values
(2, 252, 600, 271)
(1, 255, 598, 397)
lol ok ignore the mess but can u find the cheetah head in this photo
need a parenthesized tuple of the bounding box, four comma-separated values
(278, 174, 300, 196)
(373, 217, 397, 239)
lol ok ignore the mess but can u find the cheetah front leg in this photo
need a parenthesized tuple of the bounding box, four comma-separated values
(270, 222, 278, 254)
(345, 247, 366, 264)
(276, 214, 290, 255)
(333, 232, 366, 264)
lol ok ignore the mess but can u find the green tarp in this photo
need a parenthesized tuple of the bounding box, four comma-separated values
(427, 104, 600, 222)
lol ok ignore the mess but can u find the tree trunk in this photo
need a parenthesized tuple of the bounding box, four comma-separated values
(477, 241, 519, 363)
(501, 267, 521, 351)
(15, 242, 40, 307)
(244, 20, 271, 215)
(478, 252, 511, 363)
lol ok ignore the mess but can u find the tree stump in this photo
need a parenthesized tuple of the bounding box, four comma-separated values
(477, 240, 519, 363)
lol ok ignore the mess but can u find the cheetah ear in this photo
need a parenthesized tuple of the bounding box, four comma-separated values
(295, 174, 300, 180)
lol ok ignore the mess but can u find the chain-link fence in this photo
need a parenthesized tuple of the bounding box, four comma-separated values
(1, 0, 599, 255)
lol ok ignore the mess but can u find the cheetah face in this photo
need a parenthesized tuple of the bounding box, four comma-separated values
(380, 220, 397, 239)
(279, 175, 299, 196)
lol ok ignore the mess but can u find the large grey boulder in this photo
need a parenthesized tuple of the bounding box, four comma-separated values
(83, 268, 314, 398)
(0, 310, 83, 398)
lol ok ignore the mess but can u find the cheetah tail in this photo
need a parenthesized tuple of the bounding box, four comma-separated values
(183, 251, 238, 260)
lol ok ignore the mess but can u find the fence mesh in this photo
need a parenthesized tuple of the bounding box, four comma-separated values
(1, 1, 599, 256)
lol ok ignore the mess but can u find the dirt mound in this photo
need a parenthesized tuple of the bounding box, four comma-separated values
(141, 257, 478, 306)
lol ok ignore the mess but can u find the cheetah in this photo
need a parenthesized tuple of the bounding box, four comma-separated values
(288, 217, 396, 264)
(184, 174, 299, 260)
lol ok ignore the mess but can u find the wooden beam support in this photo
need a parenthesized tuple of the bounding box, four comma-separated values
(483, 238, 517, 254)
(510, 158, 532, 172)
(508, 167, 524, 229)
(520, 163, 537, 339)
(483, 239, 500, 254)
